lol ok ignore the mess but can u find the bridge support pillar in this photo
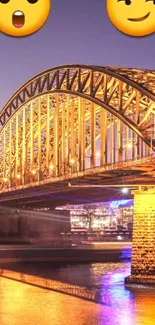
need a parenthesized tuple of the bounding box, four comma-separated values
(125, 189, 155, 285)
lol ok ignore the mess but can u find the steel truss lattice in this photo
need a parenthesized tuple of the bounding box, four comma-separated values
(0, 64, 155, 191)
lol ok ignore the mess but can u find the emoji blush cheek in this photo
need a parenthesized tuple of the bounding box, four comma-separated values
(12, 11, 25, 28)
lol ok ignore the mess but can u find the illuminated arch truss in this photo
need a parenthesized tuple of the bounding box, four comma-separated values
(0, 64, 155, 190)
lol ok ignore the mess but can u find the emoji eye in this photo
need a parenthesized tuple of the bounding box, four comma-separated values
(145, 0, 155, 4)
(0, 0, 10, 3)
(118, 0, 131, 5)
(27, 0, 38, 3)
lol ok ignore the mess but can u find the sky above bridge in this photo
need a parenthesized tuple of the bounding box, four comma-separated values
(0, 0, 154, 109)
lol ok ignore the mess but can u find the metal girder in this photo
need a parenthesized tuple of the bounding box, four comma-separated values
(0, 64, 155, 192)
(0, 65, 155, 147)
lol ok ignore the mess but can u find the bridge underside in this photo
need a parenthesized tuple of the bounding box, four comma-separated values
(0, 167, 155, 209)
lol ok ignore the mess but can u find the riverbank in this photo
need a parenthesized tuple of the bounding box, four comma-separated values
(0, 242, 131, 263)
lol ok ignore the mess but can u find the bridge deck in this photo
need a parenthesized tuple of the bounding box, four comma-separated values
(0, 166, 155, 208)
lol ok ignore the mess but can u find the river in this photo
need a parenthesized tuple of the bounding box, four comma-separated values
(0, 262, 155, 325)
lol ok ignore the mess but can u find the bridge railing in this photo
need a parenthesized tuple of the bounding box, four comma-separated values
(0, 153, 155, 194)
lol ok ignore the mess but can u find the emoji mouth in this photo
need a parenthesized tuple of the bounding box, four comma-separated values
(12, 11, 25, 28)
(128, 12, 150, 22)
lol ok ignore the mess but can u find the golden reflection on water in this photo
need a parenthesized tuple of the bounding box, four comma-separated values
(0, 264, 155, 325)
(132, 290, 155, 325)
(0, 277, 103, 325)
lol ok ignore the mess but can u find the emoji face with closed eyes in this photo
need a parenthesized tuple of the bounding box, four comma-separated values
(0, 0, 51, 37)
(107, 0, 155, 36)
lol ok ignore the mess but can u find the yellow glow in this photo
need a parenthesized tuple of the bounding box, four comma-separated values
(134, 192, 155, 210)
(3, 177, 7, 182)
(49, 163, 54, 170)
(126, 143, 132, 149)
(16, 174, 21, 179)
(96, 151, 100, 157)
(132, 191, 155, 274)
(70, 158, 75, 164)
(31, 169, 37, 175)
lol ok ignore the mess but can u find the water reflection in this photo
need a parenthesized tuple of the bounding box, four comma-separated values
(0, 262, 155, 325)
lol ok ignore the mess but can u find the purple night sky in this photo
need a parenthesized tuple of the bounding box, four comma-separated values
(0, 0, 155, 109)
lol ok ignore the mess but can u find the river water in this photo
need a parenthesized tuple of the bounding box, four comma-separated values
(0, 262, 155, 325)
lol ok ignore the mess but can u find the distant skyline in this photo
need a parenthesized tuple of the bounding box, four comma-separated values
(0, 0, 155, 109)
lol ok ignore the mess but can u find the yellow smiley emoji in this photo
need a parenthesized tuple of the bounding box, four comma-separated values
(107, 0, 155, 36)
(0, 0, 51, 37)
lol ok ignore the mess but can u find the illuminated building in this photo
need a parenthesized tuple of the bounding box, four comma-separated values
(56, 199, 133, 233)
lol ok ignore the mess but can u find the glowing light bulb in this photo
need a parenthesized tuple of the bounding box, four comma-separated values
(31, 169, 36, 175)
(49, 163, 54, 170)
(127, 143, 132, 149)
(122, 188, 129, 194)
(70, 158, 75, 164)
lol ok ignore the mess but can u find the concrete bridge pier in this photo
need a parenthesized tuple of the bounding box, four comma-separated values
(125, 189, 155, 285)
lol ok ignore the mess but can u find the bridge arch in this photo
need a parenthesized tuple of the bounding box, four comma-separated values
(0, 64, 155, 190)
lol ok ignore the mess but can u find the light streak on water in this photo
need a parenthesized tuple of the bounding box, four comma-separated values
(0, 262, 155, 325)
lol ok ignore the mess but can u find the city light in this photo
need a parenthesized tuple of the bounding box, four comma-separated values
(68, 199, 133, 233)
(49, 163, 54, 170)
(31, 169, 37, 175)
(70, 158, 75, 164)
(126, 143, 132, 149)
(122, 188, 129, 194)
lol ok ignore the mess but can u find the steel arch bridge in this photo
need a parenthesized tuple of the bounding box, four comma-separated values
(0, 64, 155, 193)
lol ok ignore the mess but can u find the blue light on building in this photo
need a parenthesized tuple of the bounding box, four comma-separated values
(110, 199, 133, 209)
